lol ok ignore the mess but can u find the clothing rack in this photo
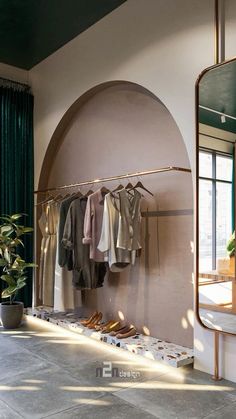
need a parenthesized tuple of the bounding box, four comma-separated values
(34, 166, 191, 194)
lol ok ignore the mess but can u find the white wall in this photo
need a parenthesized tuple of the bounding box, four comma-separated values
(0, 62, 29, 84)
(24, 0, 236, 381)
(30, 0, 214, 186)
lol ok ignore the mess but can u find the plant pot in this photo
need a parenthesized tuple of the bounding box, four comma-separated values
(0, 301, 24, 329)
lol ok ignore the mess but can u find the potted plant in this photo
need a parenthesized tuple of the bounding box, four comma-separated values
(227, 231, 235, 274)
(227, 231, 235, 256)
(0, 213, 36, 329)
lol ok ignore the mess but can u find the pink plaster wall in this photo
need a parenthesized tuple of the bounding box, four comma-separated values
(46, 83, 193, 347)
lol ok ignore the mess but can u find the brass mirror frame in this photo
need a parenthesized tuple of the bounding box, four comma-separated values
(195, 56, 236, 337)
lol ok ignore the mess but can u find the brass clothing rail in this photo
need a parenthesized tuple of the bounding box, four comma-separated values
(34, 166, 191, 194)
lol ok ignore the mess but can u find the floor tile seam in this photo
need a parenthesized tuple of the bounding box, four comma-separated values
(23, 341, 112, 364)
(61, 362, 172, 386)
(0, 396, 25, 418)
(0, 363, 64, 386)
(0, 364, 96, 389)
(109, 371, 173, 395)
(40, 392, 159, 419)
(0, 340, 57, 364)
(107, 393, 159, 418)
(39, 392, 108, 418)
(0, 338, 38, 354)
(201, 400, 236, 419)
(0, 335, 56, 356)
(17, 347, 69, 371)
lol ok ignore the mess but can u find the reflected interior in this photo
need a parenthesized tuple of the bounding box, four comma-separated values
(197, 59, 236, 334)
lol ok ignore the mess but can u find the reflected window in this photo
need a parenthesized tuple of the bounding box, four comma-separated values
(199, 150, 233, 271)
(199, 151, 212, 178)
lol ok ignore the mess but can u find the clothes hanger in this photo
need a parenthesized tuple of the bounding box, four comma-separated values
(35, 193, 55, 206)
(53, 193, 65, 202)
(53, 192, 70, 202)
(123, 180, 135, 197)
(100, 185, 110, 196)
(85, 189, 94, 197)
(129, 180, 154, 196)
(70, 189, 83, 198)
(125, 182, 134, 190)
(112, 183, 124, 192)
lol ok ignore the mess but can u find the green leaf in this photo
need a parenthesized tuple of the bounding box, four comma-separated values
(0, 259, 7, 267)
(0, 216, 12, 223)
(23, 263, 37, 268)
(17, 278, 26, 286)
(227, 232, 235, 255)
(4, 248, 10, 263)
(17, 276, 27, 283)
(22, 227, 34, 234)
(15, 238, 24, 247)
(1, 226, 14, 236)
(1, 275, 16, 287)
(11, 213, 26, 220)
(1, 285, 18, 298)
(17, 282, 26, 290)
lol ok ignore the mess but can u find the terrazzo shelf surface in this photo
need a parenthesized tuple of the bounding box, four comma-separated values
(26, 307, 194, 368)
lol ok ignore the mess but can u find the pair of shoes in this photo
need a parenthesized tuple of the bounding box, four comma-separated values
(97, 320, 116, 333)
(96, 320, 115, 332)
(116, 326, 137, 339)
(95, 320, 114, 331)
(109, 325, 130, 336)
(86, 312, 103, 328)
(81, 311, 98, 325)
(94, 322, 107, 331)
(101, 321, 121, 334)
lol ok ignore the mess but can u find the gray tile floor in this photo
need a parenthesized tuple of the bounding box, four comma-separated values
(0, 318, 236, 419)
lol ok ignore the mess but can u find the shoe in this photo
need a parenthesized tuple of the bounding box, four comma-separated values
(99, 320, 116, 332)
(109, 325, 130, 336)
(86, 312, 102, 328)
(95, 321, 110, 331)
(116, 326, 137, 339)
(81, 311, 98, 325)
(101, 321, 120, 334)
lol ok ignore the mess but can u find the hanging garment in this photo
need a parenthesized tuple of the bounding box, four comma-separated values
(58, 195, 78, 269)
(82, 188, 107, 262)
(54, 224, 82, 312)
(97, 192, 131, 272)
(38, 200, 60, 306)
(117, 188, 142, 251)
(62, 196, 107, 289)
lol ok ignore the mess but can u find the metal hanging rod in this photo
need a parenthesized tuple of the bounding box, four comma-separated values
(199, 105, 236, 122)
(34, 166, 191, 194)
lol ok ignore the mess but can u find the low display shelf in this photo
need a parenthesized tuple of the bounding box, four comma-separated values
(26, 307, 194, 368)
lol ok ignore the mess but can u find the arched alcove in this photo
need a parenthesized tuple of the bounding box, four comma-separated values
(36, 81, 193, 347)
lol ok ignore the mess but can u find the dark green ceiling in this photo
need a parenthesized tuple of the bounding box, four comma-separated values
(0, 0, 126, 70)
(199, 59, 236, 133)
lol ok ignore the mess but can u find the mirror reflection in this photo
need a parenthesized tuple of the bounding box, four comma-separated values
(197, 59, 236, 334)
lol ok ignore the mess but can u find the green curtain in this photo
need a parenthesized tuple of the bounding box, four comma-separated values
(0, 85, 34, 307)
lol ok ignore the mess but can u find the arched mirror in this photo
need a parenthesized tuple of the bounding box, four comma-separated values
(196, 58, 236, 335)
